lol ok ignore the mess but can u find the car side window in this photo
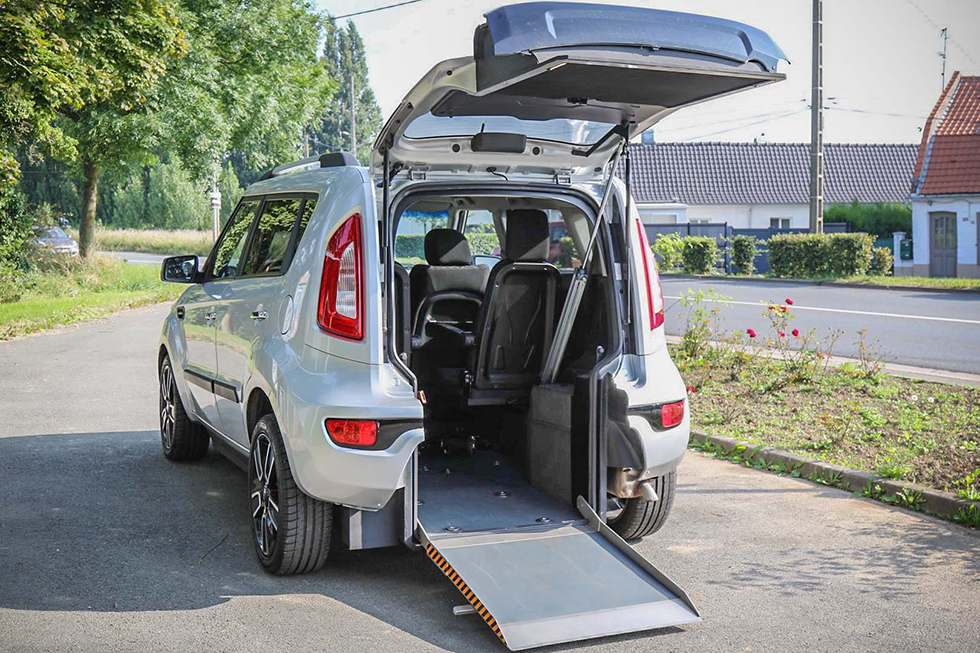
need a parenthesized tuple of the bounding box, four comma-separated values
(241, 198, 303, 277)
(212, 199, 259, 279)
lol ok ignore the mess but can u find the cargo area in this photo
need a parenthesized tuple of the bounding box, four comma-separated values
(387, 190, 700, 649)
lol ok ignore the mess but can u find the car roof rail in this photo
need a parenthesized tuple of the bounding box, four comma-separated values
(259, 151, 360, 180)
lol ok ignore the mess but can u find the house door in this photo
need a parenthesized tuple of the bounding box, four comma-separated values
(929, 212, 957, 278)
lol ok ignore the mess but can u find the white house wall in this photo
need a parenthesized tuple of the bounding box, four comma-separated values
(909, 196, 980, 278)
(638, 203, 810, 229)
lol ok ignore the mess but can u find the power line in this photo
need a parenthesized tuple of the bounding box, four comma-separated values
(902, 0, 978, 66)
(676, 107, 809, 142)
(326, 0, 424, 21)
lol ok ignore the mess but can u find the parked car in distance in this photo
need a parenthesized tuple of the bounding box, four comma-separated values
(32, 226, 79, 257)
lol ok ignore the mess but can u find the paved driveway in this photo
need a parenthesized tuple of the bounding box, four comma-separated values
(662, 277, 980, 374)
(1, 305, 978, 652)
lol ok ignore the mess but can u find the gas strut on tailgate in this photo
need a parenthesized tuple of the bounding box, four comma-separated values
(541, 130, 627, 384)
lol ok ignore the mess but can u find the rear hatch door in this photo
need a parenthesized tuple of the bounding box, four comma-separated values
(371, 1, 787, 179)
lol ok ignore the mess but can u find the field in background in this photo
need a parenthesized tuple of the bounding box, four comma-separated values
(0, 255, 183, 339)
(69, 227, 214, 257)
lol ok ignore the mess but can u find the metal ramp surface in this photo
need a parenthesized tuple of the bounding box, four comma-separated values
(420, 497, 700, 650)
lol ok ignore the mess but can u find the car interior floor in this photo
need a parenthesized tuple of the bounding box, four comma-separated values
(395, 193, 615, 531)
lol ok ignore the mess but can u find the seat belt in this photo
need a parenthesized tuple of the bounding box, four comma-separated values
(541, 137, 626, 384)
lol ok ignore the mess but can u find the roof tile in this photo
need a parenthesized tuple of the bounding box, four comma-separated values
(624, 142, 916, 205)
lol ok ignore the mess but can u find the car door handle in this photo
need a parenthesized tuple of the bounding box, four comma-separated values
(251, 310, 268, 321)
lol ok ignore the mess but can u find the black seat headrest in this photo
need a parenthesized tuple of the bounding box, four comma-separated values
(424, 229, 472, 266)
(505, 209, 550, 262)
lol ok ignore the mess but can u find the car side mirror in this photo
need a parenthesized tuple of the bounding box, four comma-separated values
(161, 255, 201, 283)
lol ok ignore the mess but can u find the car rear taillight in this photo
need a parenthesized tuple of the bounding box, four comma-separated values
(636, 218, 665, 329)
(661, 400, 685, 428)
(317, 214, 363, 340)
(325, 419, 377, 447)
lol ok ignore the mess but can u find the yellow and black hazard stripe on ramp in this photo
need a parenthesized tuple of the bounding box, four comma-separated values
(425, 542, 506, 646)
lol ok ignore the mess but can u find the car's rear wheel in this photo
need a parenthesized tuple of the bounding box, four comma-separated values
(159, 355, 209, 461)
(607, 471, 676, 541)
(249, 414, 332, 575)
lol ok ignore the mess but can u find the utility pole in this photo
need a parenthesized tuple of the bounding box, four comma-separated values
(940, 28, 948, 90)
(808, 0, 824, 234)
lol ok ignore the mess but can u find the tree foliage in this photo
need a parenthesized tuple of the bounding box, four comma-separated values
(308, 21, 383, 164)
(824, 200, 911, 239)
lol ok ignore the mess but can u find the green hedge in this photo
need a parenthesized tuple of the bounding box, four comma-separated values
(395, 233, 500, 261)
(768, 233, 874, 278)
(651, 232, 684, 270)
(871, 246, 894, 276)
(681, 236, 718, 274)
(731, 234, 758, 275)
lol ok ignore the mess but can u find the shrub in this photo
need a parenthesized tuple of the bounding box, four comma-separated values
(681, 236, 718, 274)
(557, 236, 575, 268)
(824, 200, 911, 238)
(395, 232, 500, 262)
(768, 233, 873, 278)
(651, 232, 684, 270)
(731, 235, 758, 275)
(870, 246, 894, 276)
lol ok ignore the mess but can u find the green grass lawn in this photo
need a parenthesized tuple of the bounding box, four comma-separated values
(0, 256, 183, 339)
(834, 275, 980, 290)
(67, 227, 214, 256)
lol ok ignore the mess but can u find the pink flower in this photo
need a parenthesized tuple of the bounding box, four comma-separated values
(778, 331, 786, 338)
(746, 328, 757, 338)
(781, 305, 789, 313)
(785, 298, 794, 305)
(792, 328, 800, 337)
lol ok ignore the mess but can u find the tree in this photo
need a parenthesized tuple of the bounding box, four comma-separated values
(309, 21, 383, 164)
(158, 0, 335, 233)
(54, 0, 187, 256)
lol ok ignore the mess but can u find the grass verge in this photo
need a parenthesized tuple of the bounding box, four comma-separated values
(673, 346, 980, 501)
(0, 256, 183, 339)
(68, 227, 213, 256)
(833, 275, 980, 291)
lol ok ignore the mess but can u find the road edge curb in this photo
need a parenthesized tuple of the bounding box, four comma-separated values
(688, 430, 979, 525)
(661, 273, 980, 295)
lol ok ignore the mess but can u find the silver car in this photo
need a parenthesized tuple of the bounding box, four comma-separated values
(33, 226, 79, 257)
(158, 3, 785, 649)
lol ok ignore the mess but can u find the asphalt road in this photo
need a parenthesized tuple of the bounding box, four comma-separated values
(1, 305, 979, 652)
(662, 277, 980, 374)
(104, 250, 170, 265)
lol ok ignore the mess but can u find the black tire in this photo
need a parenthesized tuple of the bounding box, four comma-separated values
(159, 355, 210, 461)
(249, 414, 332, 575)
(608, 471, 676, 541)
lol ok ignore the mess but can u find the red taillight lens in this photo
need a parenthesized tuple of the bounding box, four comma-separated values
(318, 214, 363, 340)
(635, 218, 665, 330)
(661, 400, 685, 428)
(325, 419, 377, 447)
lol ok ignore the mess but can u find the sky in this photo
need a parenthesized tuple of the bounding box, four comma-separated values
(316, 0, 980, 144)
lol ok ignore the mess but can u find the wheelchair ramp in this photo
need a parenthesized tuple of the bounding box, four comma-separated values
(420, 497, 700, 650)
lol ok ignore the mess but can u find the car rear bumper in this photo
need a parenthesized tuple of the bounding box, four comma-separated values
(278, 349, 424, 510)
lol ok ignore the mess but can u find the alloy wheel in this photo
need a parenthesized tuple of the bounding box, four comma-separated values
(250, 434, 280, 558)
(159, 362, 176, 451)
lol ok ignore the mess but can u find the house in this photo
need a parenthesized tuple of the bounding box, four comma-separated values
(628, 141, 916, 229)
(906, 71, 980, 278)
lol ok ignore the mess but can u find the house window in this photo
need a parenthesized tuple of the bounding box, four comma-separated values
(770, 217, 791, 230)
(689, 218, 710, 225)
